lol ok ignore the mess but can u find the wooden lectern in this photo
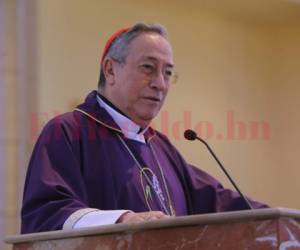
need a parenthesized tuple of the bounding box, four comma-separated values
(5, 208, 300, 250)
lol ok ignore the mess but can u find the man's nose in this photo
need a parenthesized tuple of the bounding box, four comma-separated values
(150, 71, 168, 91)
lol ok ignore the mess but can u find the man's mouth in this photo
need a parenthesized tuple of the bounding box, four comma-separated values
(143, 96, 161, 102)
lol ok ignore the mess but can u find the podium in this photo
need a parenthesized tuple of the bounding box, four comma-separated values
(5, 208, 300, 250)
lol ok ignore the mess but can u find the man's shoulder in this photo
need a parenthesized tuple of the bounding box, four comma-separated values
(153, 130, 169, 141)
(44, 111, 81, 128)
(151, 129, 178, 152)
(38, 110, 89, 139)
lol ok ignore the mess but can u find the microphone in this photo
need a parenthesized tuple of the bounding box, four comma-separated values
(184, 129, 253, 209)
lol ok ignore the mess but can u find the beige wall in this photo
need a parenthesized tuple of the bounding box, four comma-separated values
(268, 23, 300, 205)
(2, 0, 300, 246)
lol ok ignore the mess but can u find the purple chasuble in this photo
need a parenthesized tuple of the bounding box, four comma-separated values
(21, 90, 268, 234)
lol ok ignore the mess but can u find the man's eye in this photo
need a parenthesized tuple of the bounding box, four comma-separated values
(140, 64, 154, 74)
(163, 70, 173, 81)
(165, 70, 173, 77)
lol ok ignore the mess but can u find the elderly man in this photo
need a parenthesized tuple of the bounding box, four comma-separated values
(21, 23, 266, 234)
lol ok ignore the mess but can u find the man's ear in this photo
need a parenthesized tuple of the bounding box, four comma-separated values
(103, 58, 115, 85)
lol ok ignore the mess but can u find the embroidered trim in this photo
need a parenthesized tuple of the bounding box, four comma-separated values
(146, 132, 155, 142)
(74, 107, 156, 142)
(63, 208, 99, 230)
(74, 108, 123, 134)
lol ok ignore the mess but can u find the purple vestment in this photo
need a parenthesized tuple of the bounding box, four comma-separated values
(21, 91, 267, 233)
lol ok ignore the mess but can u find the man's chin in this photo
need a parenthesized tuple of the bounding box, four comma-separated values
(135, 112, 159, 127)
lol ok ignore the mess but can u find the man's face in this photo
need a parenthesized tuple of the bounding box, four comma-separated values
(107, 33, 174, 127)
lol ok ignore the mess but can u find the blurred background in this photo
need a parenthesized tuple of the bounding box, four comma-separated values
(1, 0, 300, 248)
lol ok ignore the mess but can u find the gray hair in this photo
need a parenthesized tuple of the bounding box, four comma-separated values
(98, 23, 167, 89)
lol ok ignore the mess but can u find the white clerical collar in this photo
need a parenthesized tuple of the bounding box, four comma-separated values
(96, 94, 148, 143)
